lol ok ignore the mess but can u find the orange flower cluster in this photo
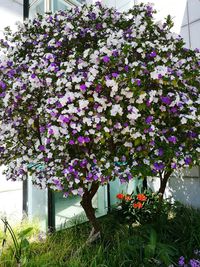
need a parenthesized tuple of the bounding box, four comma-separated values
(116, 193, 132, 201)
(133, 194, 147, 209)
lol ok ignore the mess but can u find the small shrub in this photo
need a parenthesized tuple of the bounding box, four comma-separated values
(116, 190, 171, 225)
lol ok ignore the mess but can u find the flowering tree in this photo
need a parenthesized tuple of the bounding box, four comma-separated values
(0, 2, 199, 237)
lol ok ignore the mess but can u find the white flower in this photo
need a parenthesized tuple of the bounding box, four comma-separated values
(28, 118, 34, 125)
(136, 48, 143, 53)
(143, 159, 150, 165)
(105, 162, 110, 168)
(89, 129, 95, 134)
(136, 93, 146, 104)
(124, 142, 132, 148)
(127, 106, 141, 121)
(104, 127, 110, 132)
(181, 117, 187, 124)
(110, 104, 123, 116)
(131, 132, 141, 139)
(79, 100, 89, 109)
(150, 65, 168, 80)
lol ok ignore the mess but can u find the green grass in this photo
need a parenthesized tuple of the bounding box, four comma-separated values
(0, 203, 200, 267)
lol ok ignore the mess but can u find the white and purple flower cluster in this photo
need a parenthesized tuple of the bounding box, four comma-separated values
(0, 2, 199, 196)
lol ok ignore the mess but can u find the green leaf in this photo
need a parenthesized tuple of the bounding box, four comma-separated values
(18, 227, 33, 238)
(134, 138, 141, 146)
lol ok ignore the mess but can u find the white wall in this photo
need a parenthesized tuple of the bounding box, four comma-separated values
(0, 0, 23, 38)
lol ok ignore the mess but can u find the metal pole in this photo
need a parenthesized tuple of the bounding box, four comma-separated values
(22, 0, 29, 215)
(48, 188, 55, 232)
(45, 0, 52, 12)
(23, 0, 29, 20)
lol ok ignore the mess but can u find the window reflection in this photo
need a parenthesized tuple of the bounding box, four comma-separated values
(29, 0, 86, 17)
(29, 0, 45, 18)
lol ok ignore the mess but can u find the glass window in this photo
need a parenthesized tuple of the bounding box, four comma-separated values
(52, 0, 86, 12)
(54, 186, 107, 230)
(27, 177, 48, 231)
(29, 0, 45, 18)
(51, 0, 70, 12)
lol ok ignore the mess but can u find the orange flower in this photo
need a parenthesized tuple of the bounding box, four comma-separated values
(133, 203, 138, 208)
(137, 202, 143, 209)
(133, 202, 143, 209)
(116, 193, 124, 200)
(137, 193, 147, 202)
(125, 195, 132, 201)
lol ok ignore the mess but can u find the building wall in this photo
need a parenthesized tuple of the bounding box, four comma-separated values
(0, 0, 23, 38)
(180, 0, 200, 49)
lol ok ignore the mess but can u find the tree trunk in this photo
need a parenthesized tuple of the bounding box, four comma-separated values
(158, 171, 172, 200)
(80, 182, 101, 242)
(142, 177, 147, 191)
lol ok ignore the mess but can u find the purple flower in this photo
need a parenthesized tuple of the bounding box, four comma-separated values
(121, 155, 126, 162)
(145, 115, 153, 124)
(96, 23, 102, 30)
(102, 56, 110, 63)
(178, 256, 185, 266)
(150, 140, 155, 146)
(77, 188, 84, 196)
(84, 137, 90, 143)
(112, 50, 118, 57)
(88, 12, 96, 20)
(80, 84, 87, 91)
(188, 131, 197, 139)
(168, 136, 177, 144)
(170, 107, 178, 113)
(161, 96, 172, 105)
(158, 148, 164, 157)
(93, 175, 98, 181)
(136, 79, 141, 86)
(93, 159, 97, 164)
(69, 140, 75, 145)
(184, 157, 192, 165)
(0, 146, 5, 152)
(77, 136, 85, 144)
(146, 100, 151, 107)
(146, 5, 153, 16)
(153, 162, 165, 171)
(95, 84, 102, 93)
(112, 72, 119, 78)
(0, 92, 5, 97)
(59, 115, 70, 123)
(171, 162, 177, 169)
(150, 51, 157, 57)
(53, 179, 64, 190)
(0, 81, 6, 89)
(48, 128, 54, 135)
(38, 145, 45, 151)
(124, 65, 129, 72)
(72, 129, 77, 135)
(31, 73, 36, 79)
(56, 41, 62, 47)
(189, 259, 200, 267)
